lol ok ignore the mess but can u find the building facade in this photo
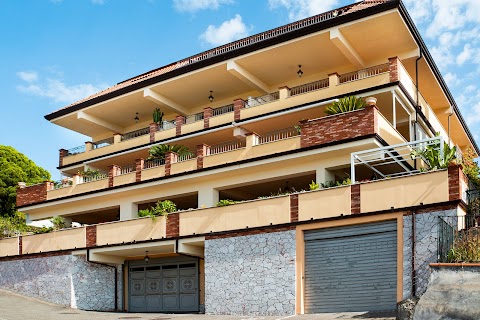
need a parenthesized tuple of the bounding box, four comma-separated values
(1, 0, 477, 315)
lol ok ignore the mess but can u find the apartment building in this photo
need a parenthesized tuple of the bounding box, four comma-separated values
(1, 0, 476, 315)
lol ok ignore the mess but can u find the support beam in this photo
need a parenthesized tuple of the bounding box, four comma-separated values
(88, 252, 125, 265)
(143, 88, 189, 116)
(77, 111, 123, 133)
(177, 242, 204, 258)
(198, 187, 219, 208)
(227, 60, 269, 94)
(330, 28, 365, 69)
(120, 202, 138, 221)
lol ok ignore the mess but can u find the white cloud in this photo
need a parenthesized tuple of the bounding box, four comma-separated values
(443, 72, 459, 87)
(199, 14, 249, 46)
(269, 0, 339, 21)
(91, 0, 105, 4)
(16, 71, 108, 104)
(456, 44, 474, 65)
(16, 71, 38, 83)
(173, 0, 233, 13)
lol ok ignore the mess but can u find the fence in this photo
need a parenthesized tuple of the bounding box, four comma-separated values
(121, 127, 150, 141)
(208, 140, 245, 155)
(82, 173, 108, 183)
(245, 92, 279, 108)
(290, 79, 329, 96)
(258, 127, 300, 144)
(119, 164, 135, 175)
(92, 137, 114, 149)
(177, 153, 195, 162)
(143, 158, 165, 169)
(185, 112, 204, 124)
(160, 120, 176, 131)
(212, 104, 234, 116)
(438, 215, 480, 263)
(66, 145, 85, 156)
(339, 63, 389, 84)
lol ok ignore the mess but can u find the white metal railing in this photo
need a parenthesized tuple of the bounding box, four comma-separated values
(351, 136, 444, 183)
(339, 63, 389, 84)
(160, 120, 176, 131)
(212, 104, 234, 116)
(121, 127, 150, 141)
(53, 179, 73, 189)
(177, 153, 195, 162)
(92, 137, 114, 149)
(208, 140, 246, 155)
(66, 145, 85, 156)
(185, 112, 204, 124)
(290, 79, 329, 96)
(246, 92, 280, 108)
(118, 164, 135, 175)
(143, 158, 165, 169)
(82, 173, 108, 183)
(258, 127, 300, 144)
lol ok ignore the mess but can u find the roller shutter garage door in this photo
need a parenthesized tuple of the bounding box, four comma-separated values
(128, 258, 199, 313)
(304, 220, 397, 313)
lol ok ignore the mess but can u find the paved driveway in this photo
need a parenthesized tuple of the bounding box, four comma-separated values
(0, 290, 395, 320)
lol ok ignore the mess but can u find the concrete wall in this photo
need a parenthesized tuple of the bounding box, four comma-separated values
(204, 230, 296, 315)
(0, 253, 122, 311)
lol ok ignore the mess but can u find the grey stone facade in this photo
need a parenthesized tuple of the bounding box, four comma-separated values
(204, 230, 296, 316)
(0, 253, 122, 311)
(403, 208, 457, 298)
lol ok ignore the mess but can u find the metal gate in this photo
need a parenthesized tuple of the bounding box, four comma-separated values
(128, 257, 199, 313)
(304, 220, 397, 313)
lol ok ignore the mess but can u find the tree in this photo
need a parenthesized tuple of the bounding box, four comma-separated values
(0, 146, 50, 217)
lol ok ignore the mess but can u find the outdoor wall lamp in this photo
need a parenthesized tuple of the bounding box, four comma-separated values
(134, 112, 139, 123)
(297, 65, 303, 78)
(208, 90, 214, 102)
(144, 250, 150, 264)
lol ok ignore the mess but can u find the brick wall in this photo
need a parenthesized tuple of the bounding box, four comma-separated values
(149, 123, 158, 143)
(448, 164, 461, 201)
(135, 158, 144, 182)
(203, 107, 213, 129)
(166, 212, 179, 238)
(290, 194, 298, 222)
(16, 182, 52, 207)
(175, 115, 185, 136)
(300, 105, 377, 148)
(389, 56, 399, 82)
(86, 226, 97, 247)
(233, 99, 245, 122)
(351, 184, 361, 214)
(59, 149, 68, 167)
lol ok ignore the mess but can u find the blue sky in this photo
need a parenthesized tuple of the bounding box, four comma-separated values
(1, 0, 479, 179)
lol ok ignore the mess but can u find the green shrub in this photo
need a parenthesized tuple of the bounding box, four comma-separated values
(215, 199, 238, 207)
(447, 227, 480, 263)
(324, 96, 365, 115)
(138, 200, 177, 219)
(148, 144, 192, 160)
(321, 177, 351, 189)
(309, 180, 319, 191)
(51, 216, 66, 230)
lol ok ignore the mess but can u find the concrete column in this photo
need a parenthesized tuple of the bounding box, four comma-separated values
(198, 187, 219, 208)
(278, 86, 291, 100)
(328, 72, 339, 87)
(120, 202, 138, 221)
(85, 141, 93, 152)
(63, 216, 73, 228)
(113, 133, 122, 144)
(246, 133, 259, 148)
(316, 168, 334, 185)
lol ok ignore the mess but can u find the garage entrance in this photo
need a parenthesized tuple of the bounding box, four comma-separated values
(128, 256, 199, 313)
(304, 220, 397, 313)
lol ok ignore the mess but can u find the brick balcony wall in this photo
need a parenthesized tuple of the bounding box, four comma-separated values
(16, 182, 52, 207)
(300, 105, 377, 148)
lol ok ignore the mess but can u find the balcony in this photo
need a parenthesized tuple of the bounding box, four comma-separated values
(58, 60, 404, 168)
(5, 166, 463, 258)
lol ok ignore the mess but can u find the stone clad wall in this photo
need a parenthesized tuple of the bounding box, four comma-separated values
(0, 253, 122, 311)
(204, 230, 296, 316)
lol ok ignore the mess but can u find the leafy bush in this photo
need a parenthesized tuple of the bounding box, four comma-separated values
(148, 144, 192, 160)
(153, 108, 164, 124)
(447, 227, 480, 263)
(309, 180, 319, 191)
(410, 133, 457, 170)
(138, 200, 177, 219)
(215, 199, 238, 207)
(51, 216, 66, 230)
(461, 147, 480, 187)
(324, 96, 366, 115)
(77, 168, 101, 178)
(0, 212, 48, 238)
(321, 177, 351, 188)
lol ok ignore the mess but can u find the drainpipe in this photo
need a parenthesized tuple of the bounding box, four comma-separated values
(413, 50, 423, 170)
(448, 111, 453, 146)
(86, 249, 118, 311)
(411, 211, 416, 297)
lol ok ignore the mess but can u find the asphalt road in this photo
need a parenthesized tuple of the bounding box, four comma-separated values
(0, 290, 396, 320)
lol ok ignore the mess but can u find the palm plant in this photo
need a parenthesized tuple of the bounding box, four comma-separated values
(410, 134, 457, 170)
(153, 108, 164, 124)
(148, 144, 192, 160)
(324, 96, 366, 115)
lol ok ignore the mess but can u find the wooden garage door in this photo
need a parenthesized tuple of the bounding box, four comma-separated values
(304, 220, 397, 313)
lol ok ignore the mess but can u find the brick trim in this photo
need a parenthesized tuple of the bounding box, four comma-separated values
(234, 99, 245, 122)
(135, 158, 144, 182)
(175, 115, 185, 136)
(351, 184, 360, 214)
(86, 225, 97, 247)
(16, 182, 51, 207)
(448, 165, 461, 201)
(18, 236, 22, 255)
(196, 144, 210, 169)
(59, 149, 68, 167)
(290, 194, 299, 222)
(205, 226, 295, 240)
(165, 152, 178, 176)
(166, 212, 179, 238)
(203, 107, 213, 129)
(108, 165, 120, 188)
(388, 56, 399, 82)
(149, 123, 158, 143)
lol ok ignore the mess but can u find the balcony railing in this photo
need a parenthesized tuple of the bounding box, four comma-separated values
(160, 120, 176, 131)
(121, 127, 150, 141)
(119, 164, 135, 175)
(66, 145, 85, 156)
(185, 112, 204, 124)
(212, 104, 234, 116)
(245, 92, 280, 108)
(82, 173, 108, 183)
(258, 127, 300, 144)
(92, 137, 114, 149)
(209, 140, 246, 155)
(144, 158, 165, 169)
(177, 153, 195, 162)
(339, 63, 389, 84)
(53, 179, 72, 189)
(290, 78, 329, 96)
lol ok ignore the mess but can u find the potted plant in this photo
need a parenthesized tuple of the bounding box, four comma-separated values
(153, 108, 164, 125)
(324, 96, 366, 115)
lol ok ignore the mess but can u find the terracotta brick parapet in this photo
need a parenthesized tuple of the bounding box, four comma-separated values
(16, 181, 51, 207)
(175, 115, 185, 136)
(196, 144, 210, 169)
(300, 105, 377, 148)
(165, 152, 178, 176)
(290, 194, 299, 222)
(448, 164, 463, 201)
(108, 165, 121, 188)
(388, 57, 399, 83)
(149, 123, 159, 143)
(86, 225, 97, 247)
(203, 107, 213, 129)
(166, 212, 179, 238)
(234, 99, 245, 122)
(135, 158, 144, 182)
(59, 149, 68, 167)
(351, 184, 361, 214)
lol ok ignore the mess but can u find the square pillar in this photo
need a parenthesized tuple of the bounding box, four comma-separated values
(234, 99, 245, 122)
(85, 141, 93, 152)
(108, 165, 120, 188)
(316, 168, 334, 185)
(279, 86, 291, 99)
(59, 149, 68, 167)
(198, 187, 219, 208)
(388, 57, 399, 82)
(328, 72, 339, 87)
(197, 144, 210, 169)
(165, 152, 178, 176)
(149, 123, 158, 143)
(246, 132, 259, 148)
(120, 202, 138, 221)
(113, 133, 122, 144)
(175, 115, 185, 136)
(203, 107, 213, 129)
(135, 158, 144, 182)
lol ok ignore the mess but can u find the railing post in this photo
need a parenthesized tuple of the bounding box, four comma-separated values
(197, 144, 210, 169)
(175, 115, 185, 136)
(388, 57, 399, 82)
(135, 158, 144, 182)
(234, 99, 245, 122)
(165, 152, 178, 176)
(59, 149, 68, 167)
(85, 141, 93, 152)
(72, 174, 82, 186)
(149, 123, 158, 143)
(246, 132, 259, 148)
(203, 107, 213, 129)
(113, 133, 122, 144)
(328, 72, 339, 87)
(278, 86, 290, 99)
